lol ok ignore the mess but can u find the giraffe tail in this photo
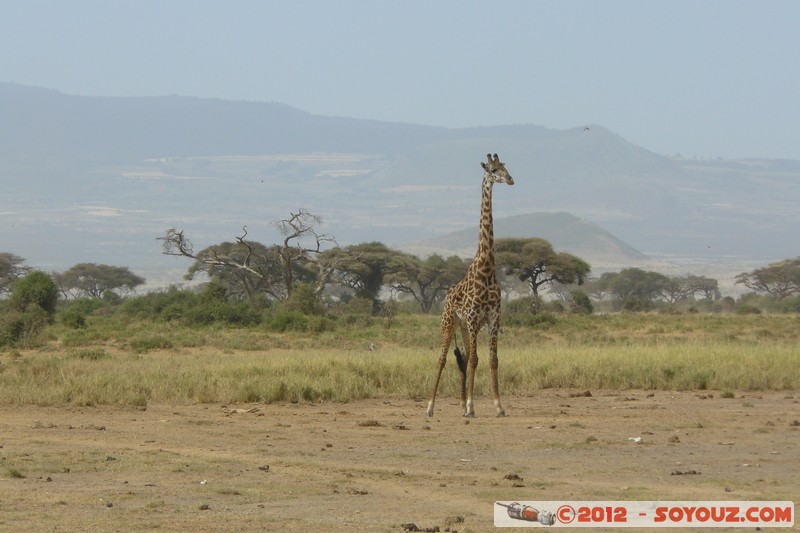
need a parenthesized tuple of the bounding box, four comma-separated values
(453, 346, 467, 375)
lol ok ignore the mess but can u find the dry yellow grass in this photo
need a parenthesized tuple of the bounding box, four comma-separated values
(1, 313, 798, 407)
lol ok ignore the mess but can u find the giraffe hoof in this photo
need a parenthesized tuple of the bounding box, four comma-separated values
(462, 412, 475, 418)
(496, 410, 506, 418)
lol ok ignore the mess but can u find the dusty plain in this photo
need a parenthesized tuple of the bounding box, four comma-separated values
(1, 390, 797, 532)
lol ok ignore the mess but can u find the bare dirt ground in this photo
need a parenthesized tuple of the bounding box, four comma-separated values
(1, 390, 798, 532)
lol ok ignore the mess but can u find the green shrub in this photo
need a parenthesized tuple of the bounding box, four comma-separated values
(504, 297, 536, 315)
(266, 310, 309, 332)
(766, 295, 800, 313)
(736, 304, 762, 315)
(281, 283, 324, 315)
(184, 301, 262, 326)
(58, 307, 87, 329)
(64, 298, 105, 315)
(570, 290, 594, 314)
(9, 271, 58, 317)
(198, 282, 228, 304)
(129, 335, 174, 353)
(264, 307, 333, 332)
(622, 296, 653, 312)
(56, 299, 108, 329)
(120, 288, 198, 320)
(337, 297, 373, 317)
(161, 302, 190, 322)
(307, 315, 334, 333)
(0, 305, 50, 348)
(504, 311, 558, 328)
(119, 287, 263, 326)
(71, 349, 109, 360)
(503, 298, 559, 327)
(0, 311, 25, 347)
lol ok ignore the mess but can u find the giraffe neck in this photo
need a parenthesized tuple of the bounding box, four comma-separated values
(474, 175, 495, 271)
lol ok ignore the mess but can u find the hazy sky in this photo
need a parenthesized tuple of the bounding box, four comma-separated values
(2, 0, 798, 159)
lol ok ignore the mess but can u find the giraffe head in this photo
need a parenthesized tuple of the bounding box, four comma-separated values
(480, 153, 514, 186)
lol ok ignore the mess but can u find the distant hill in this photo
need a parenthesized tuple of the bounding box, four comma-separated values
(0, 82, 547, 165)
(402, 212, 647, 268)
(1, 82, 799, 289)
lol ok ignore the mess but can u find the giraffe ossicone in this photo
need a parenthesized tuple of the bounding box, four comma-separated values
(426, 153, 514, 418)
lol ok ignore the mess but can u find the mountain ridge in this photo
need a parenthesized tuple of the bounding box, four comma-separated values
(1, 82, 798, 289)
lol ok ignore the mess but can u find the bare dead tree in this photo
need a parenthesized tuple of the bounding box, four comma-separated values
(271, 209, 337, 296)
(159, 209, 336, 300)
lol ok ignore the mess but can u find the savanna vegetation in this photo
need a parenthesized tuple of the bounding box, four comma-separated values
(1, 284, 798, 408)
(2, 215, 799, 408)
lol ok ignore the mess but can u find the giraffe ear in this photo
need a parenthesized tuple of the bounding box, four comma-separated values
(481, 162, 488, 171)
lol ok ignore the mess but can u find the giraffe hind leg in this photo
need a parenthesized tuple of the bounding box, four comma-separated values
(453, 346, 467, 375)
(456, 321, 469, 413)
(453, 346, 467, 413)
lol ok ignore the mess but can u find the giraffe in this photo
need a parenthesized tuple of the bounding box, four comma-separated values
(426, 153, 514, 418)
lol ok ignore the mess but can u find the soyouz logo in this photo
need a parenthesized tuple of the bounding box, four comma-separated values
(494, 501, 794, 528)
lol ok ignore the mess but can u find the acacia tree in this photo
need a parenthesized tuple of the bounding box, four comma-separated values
(387, 254, 468, 313)
(593, 268, 670, 310)
(57, 263, 145, 299)
(0, 253, 32, 295)
(496, 238, 590, 309)
(657, 275, 719, 304)
(160, 209, 335, 300)
(657, 276, 685, 305)
(735, 258, 800, 300)
(678, 274, 720, 301)
(183, 240, 284, 300)
(322, 242, 417, 314)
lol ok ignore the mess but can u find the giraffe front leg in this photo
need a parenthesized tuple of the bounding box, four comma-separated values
(490, 361, 505, 417)
(426, 350, 446, 417)
(427, 321, 455, 417)
(463, 331, 478, 417)
(426, 367, 443, 417)
(489, 317, 505, 417)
